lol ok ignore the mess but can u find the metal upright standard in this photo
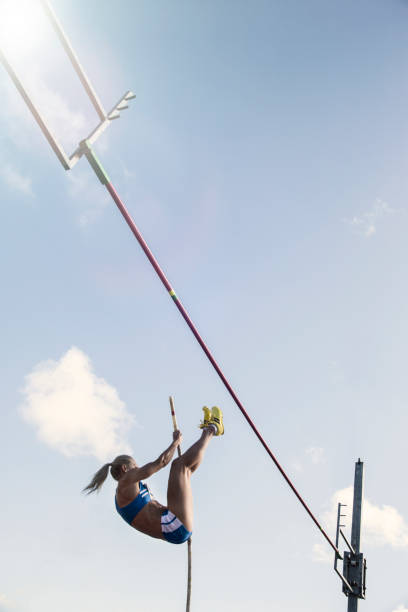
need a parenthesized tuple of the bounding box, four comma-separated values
(334, 460, 367, 610)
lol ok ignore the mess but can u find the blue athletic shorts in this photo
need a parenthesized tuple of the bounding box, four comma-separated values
(161, 510, 192, 544)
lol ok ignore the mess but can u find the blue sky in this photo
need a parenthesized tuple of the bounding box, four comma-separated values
(1, 1, 408, 610)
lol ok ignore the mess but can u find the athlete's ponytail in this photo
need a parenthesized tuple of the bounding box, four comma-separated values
(82, 454, 133, 495)
(82, 463, 111, 495)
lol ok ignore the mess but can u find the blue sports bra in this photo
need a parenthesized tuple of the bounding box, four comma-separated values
(115, 481, 152, 525)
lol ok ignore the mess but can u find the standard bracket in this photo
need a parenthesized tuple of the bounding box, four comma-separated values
(333, 459, 367, 602)
(0, 0, 135, 171)
(342, 551, 367, 599)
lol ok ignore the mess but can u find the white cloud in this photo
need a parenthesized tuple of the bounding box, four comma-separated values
(318, 486, 408, 551)
(0, 33, 114, 225)
(311, 542, 332, 564)
(306, 446, 324, 465)
(292, 460, 304, 473)
(392, 606, 408, 612)
(346, 199, 397, 237)
(0, 163, 33, 196)
(119, 157, 136, 180)
(20, 347, 135, 461)
(0, 593, 15, 609)
(328, 360, 345, 385)
(67, 167, 110, 227)
(0, 41, 88, 154)
(292, 446, 325, 472)
(32, 77, 87, 150)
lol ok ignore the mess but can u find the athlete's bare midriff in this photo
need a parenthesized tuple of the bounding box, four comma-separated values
(130, 499, 167, 539)
(116, 482, 166, 540)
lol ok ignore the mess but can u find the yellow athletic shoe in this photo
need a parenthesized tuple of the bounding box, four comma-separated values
(199, 406, 212, 429)
(209, 406, 224, 436)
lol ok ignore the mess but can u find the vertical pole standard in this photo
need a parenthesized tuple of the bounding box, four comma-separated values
(41, 0, 107, 121)
(0, 49, 71, 169)
(347, 459, 364, 612)
(169, 397, 192, 612)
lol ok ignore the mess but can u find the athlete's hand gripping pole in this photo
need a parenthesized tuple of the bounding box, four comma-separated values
(169, 396, 182, 459)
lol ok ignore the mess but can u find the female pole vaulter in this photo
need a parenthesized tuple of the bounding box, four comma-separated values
(83, 407, 224, 544)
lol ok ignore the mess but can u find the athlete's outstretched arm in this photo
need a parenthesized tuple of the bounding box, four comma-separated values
(122, 431, 182, 483)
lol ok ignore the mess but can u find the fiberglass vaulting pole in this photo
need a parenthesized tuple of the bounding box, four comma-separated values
(169, 397, 192, 612)
(81, 141, 342, 557)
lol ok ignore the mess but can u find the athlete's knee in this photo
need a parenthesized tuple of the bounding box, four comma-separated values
(171, 456, 190, 473)
(171, 456, 184, 470)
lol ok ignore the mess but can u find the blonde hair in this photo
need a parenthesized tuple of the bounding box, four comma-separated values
(82, 455, 133, 495)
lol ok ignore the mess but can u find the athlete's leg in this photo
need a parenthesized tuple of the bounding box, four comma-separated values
(166, 427, 214, 532)
(180, 426, 214, 472)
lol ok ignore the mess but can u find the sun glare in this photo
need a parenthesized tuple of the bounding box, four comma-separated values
(0, 0, 49, 60)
